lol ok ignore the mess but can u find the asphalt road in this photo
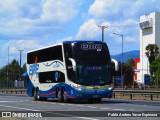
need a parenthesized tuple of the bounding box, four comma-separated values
(0, 94, 160, 120)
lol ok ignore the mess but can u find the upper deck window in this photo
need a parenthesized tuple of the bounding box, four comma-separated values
(27, 45, 63, 64)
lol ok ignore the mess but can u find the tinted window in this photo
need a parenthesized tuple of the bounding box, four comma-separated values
(73, 42, 110, 65)
(63, 43, 73, 59)
(39, 71, 65, 83)
(27, 45, 63, 64)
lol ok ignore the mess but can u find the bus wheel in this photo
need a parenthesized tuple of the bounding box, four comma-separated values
(63, 92, 70, 103)
(34, 89, 37, 101)
(34, 89, 41, 101)
(88, 99, 94, 104)
(58, 91, 64, 102)
(41, 98, 47, 101)
(94, 98, 102, 103)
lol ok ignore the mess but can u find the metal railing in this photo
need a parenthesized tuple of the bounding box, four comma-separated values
(0, 89, 160, 101)
(113, 90, 160, 100)
(0, 89, 26, 94)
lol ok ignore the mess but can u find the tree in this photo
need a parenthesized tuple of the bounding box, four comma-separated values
(0, 59, 25, 88)
(150, 55, 160, 85)
(22, 63, 27, 74)
(123, 59, 134, 86)
(115, 59, 134, 87)
(9, 59, 20, 74)
(145, 44, 159, 64)
(127, 59, 134, 68)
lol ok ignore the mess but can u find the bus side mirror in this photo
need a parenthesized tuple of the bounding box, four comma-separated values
(111, 59, 118, 71)
(68, 58, 76, 71)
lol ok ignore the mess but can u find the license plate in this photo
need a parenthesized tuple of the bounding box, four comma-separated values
(93, 95, 99, 98)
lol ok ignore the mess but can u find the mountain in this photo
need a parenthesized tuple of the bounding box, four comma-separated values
(111, 50, 140, 62)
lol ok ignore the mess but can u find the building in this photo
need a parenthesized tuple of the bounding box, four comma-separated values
(139, 12, 160, 85)
(134, 58, 140, 84)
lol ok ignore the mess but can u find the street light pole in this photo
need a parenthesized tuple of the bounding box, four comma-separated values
(113, 33, 124, 89)
(98, 25, 108, 43)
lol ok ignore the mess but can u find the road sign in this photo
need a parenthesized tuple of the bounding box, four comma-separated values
(116, 76, 122, 85)
(144, 74, 150, 85)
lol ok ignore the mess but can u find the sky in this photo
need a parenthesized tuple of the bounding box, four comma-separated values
(0, 0, 160, 67)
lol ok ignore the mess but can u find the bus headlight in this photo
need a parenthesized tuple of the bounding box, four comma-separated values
(74, 86, 86, 91)
(108, 87, 113, 91)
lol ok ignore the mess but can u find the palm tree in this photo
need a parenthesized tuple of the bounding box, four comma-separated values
(145, 44, 159, 64)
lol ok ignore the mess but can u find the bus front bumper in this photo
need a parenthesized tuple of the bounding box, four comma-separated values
(71, 87, 113, 99)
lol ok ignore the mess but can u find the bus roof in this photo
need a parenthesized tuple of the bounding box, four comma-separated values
(63, 40, 102, 44)
(27, 40, 103, 54)
(27, 42, 63, 54)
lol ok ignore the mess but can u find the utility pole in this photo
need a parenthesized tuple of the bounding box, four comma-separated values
(98, 25, 108, 43)
(7, 46, 9, 88)
(18, 50, 23, 81)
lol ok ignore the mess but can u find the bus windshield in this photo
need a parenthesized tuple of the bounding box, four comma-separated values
(76, 64, 111, 86)
(64, 41, 112, 86)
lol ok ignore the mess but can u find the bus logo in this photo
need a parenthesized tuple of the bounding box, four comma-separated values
(55, 72, 58, 81)
(81, 43, 102, 51)
(29, 64, 39, 78)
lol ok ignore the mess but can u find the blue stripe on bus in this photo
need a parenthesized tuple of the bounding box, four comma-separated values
(43, 60, 64, 67)
(27, 74, 113, 99)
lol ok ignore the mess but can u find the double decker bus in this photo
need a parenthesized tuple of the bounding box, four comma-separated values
(26, 41, 114, 103)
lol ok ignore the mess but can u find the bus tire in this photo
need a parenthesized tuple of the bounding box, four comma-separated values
(63, 92, 70, 103)
(34, 89, 37, 101)
(34, 89, 41, 101)
(88, 99, 94, 103)
(41, 97, 47, 101)
(94, 98, 102, 103)
(58, 91, 64, 102)
(56, 87, 59, 98)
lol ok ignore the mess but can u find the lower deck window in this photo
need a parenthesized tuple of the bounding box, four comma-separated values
(39, 71, 65, 83)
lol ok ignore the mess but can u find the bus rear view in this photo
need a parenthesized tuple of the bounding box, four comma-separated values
(26, 41, 113, 103)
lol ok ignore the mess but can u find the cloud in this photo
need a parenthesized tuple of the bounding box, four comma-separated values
(0, 0, 42, 20)
(0, 39, 46, 67)
(41, 0, 82, 23)
(75, 19, 100, 39)
(56, 36, 73, 43)
(88, 0, 160, 21)
(74, 18, 138, 43)
(0, 0, 83, 40)
(88, 0, 131, 20)
(91, 0, 116, 17)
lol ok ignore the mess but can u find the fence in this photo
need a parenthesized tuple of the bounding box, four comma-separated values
(0, 74, 27, 89)
(113, 90, 160, 100)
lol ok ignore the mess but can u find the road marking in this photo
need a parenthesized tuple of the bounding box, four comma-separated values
(76, 105, 85, 107)
(99, 107, 110, 110)
(58, 103, 66, 105)
(113, 109, 125, 111)
(0, 98, 7, 100)
(0, 98, 21, 100)
(128, 110, 135, 111)
(72, 117, 99, 120)
(0, 101, 22, 102)
(0, 105, 39, 111)
(31, 100, 131, 112)
(0, 100, 29, 103)
(0, 104, 100, 120)
(66, 104, 75, 106)
(87, 106, 97, 109)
